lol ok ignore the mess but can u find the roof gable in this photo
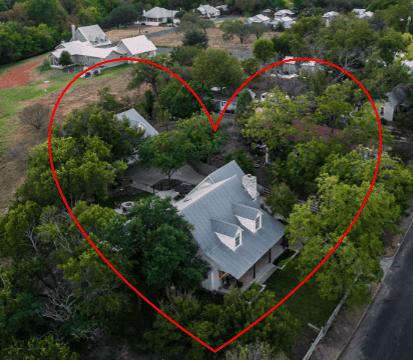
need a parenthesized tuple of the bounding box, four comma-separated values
(118, 36, 157, 56)
(115, 109, 159, 137)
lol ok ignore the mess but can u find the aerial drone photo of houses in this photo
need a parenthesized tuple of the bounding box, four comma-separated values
(2, 0, 413, 359)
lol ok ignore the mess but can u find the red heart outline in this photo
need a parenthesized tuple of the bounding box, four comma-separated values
(48, 57, 382, 353)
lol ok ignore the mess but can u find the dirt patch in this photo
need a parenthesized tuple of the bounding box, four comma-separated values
(291, 327, 319, 360)
(309, 307, 358, 360)
(0, 68, 150, 215)
(0, 59, 42, 89)
(148, 27, 281, 53)
(36, 82, 51, 91)
(106, 25, 172, 42)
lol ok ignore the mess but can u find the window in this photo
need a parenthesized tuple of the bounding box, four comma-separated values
(255, 216, 261, 230)
(235, 234, 240, 247)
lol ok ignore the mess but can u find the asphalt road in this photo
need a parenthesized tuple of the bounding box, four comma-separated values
(340, 224, 413, 360)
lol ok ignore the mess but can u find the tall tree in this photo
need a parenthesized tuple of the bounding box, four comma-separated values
(220, 19, 251, 44)
(182, 28, 209, 49)
(253, 37, 275, 63)
(191, 48, 244, 89)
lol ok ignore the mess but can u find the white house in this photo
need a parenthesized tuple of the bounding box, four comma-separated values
(246, 14, 270, 25)
(139, 7, 180, 26)
(197, 4, 220, 19)
(48, 24, 157, 76)
(352, 8, 374, 19)
(273, 9, 295, 19)
(380, 85, 410, 122)
(322, 11, 339, 27)
(271, 16, 296, 29)
(282, 56, 323, 75)
(211, 88, 256, 113)
(175, 161, 286, 293)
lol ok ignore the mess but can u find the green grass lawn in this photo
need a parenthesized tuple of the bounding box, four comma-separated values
(265, 256, 339, 331)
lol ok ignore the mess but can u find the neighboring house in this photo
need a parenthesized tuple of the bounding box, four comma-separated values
(352, 8, 374, 19)
(273, 9, 295, 19)
(261, 8, 274, 18)
(271, 16, 296, 29)
(115, 108, 159, 164)
(215, 4, 229, 14)
(48, 24, 157, 75)
(246, 14, 270, 25)
(282, 56, 323, 74)
(322, 11, 339, 27)
(211, 88, 256, 113)
(197, 4, 220, 19)
(175, 161, 286, 293)
(138, 7, 180, 26)
(381, 85, 411, 121)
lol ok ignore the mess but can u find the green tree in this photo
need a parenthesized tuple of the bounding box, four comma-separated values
(220, 19, 251, 44)
(265, 182, 298, 220)
(182, 28, 208, 49)
(58, 50, 73, 68)
(139, 131, 196, 180)
(23, 0, 67, 27)
(176, 113, 227, 163)
(191, 48, 244, 89)
(102, 4, 140, 28)
(16, 136, 126, 207)
(102, 196, 210, 292)
(249, 22, 269, 40)
(145, 285, 300, 359)
(241, 57, 260, 77)
(253, 37, 275, 63)
(63, 103, 145, 161)
(170, 45, 204, 67)
(128, 54, 168, 98)
(224, 149, 255, 175)
(234, 89, 253, 121)
(225, 339, 283, 360)
(2, 336, 80, 360)
(286, 174, 401, 303)
(158, 80, 213, 119)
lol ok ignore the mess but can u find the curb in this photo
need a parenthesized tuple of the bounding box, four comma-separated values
(335, 209, 413, 360)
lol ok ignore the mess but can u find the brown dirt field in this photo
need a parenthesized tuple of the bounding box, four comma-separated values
(106, 25, 172, 42)
(0, 59, 42, 89)
(0, 68, 150, 216)
(150, 27, 280, 52)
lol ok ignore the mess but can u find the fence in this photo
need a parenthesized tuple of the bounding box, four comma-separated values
(302, 278, 358, 360)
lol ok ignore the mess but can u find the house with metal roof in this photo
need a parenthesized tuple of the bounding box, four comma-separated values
(381, 85, 411, 122)
(352, 8, 374, 19)
(139, 7, 180, 26)
(48, 24, 157, 75)
(115, 109, 159, 164)
(246, 14, 271, 25)
(197, 4, 220, 19)
(322, 11, 339, 27)
(273, 9, 295, 19)
(175, 160, 286, 293)
(281, 56, 324, 74)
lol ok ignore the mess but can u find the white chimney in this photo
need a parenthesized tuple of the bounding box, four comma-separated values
(143, 9, 146, 15)
(242, 174, 258, 200)
(71, 24, 75, 40)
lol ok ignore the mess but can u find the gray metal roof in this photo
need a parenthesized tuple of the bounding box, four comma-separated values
(178, 161, 285, 279)
(77, 25, 112, 46)
(232, 203, 261, 221)
(388, 85, 408, 107)
(211, 219, 240, 238)
(115, 109, 159, 137)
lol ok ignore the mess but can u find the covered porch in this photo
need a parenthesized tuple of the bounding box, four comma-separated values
(217, 240, 285, 295)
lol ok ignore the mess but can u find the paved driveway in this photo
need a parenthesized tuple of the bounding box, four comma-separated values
(339, 225, 413, 360)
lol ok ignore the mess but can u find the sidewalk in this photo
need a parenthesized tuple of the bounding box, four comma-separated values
(309, 198, 413, 360)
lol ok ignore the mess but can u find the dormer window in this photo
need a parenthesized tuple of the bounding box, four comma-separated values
(255, 215, 261, 230)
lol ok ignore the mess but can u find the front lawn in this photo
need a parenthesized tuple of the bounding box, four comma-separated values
(265, 256, 338, 332)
